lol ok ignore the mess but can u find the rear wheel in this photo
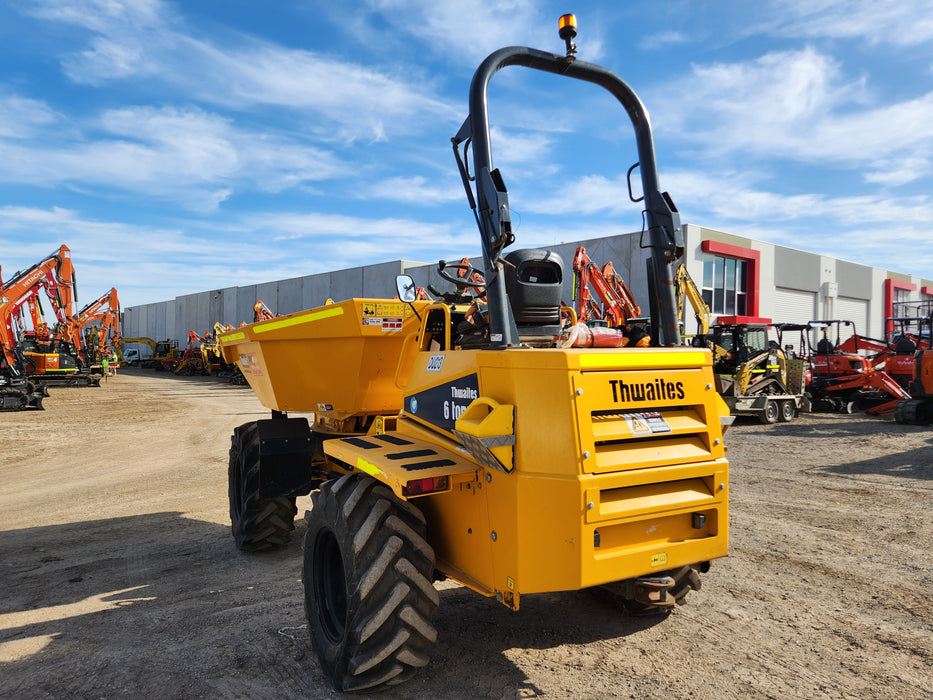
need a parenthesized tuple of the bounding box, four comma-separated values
(228, 421, 297, 551)
(759, 399, 779, 424)
(778, 400, 796, 422)
(304, 473, 438, 693)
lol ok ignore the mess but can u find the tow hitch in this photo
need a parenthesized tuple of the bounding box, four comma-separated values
(632, 576, 677, 608)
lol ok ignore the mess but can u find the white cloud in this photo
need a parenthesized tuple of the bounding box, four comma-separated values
(768, 0, 933, 47)
(362, 0, 553, 62)
(0, 205, 320, 304)
(208, 44, 455, 142)
(656, 169, 933, 273)
(0, 94, 61, 138)
(864, 157, 932, 187)
(664, 170, 933, 226)
(521, 174, 630, 216)
(363, 176, 463, 204)
(653, 47, 933, 183)
(24, 0, 165, 33)
(0, 105, 349, 211)
(24, 0, 459, 142)
(247, 210, 481, 269)
(639, 30, 690, 51)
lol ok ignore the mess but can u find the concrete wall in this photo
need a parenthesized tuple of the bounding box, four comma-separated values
(124, 260, 423, 342)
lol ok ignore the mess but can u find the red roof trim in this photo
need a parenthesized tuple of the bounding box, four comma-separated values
(714, 315, 772, 325)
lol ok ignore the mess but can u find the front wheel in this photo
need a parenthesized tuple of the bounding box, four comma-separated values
(228, 422, 297, 551)
(304, 473, 438, 693)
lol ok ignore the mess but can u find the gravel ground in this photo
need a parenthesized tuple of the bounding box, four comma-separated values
(1, 370, 931, 699)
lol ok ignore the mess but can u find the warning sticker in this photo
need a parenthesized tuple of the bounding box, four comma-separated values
(622, 411, 671, 436)
(238, 353, 263, 376)
(361, 316, 403, 330)
(361, 301, 409, 319)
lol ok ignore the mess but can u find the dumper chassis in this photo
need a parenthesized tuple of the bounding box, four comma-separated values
(222, 17, 731, 693)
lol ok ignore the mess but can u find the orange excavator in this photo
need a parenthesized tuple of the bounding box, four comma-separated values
(0, 245, 83, 408)
(253, 300, 275, 322)
(174, 329, 227, 376)
(569, 246, 648, 347)
(776, 320, 909, 415)
(893, 314, 933, 424)
(572, 246, 641, 325)
(74, 287, 121, 364)
(836, 317, 929, 389)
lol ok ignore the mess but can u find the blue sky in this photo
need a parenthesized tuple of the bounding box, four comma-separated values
(2, 0, 933, 310)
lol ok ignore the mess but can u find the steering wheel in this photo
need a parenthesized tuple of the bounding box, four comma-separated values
(437, 260, 486, 290)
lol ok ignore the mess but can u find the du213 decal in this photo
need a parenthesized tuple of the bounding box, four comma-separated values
(406, 373, 479, 433)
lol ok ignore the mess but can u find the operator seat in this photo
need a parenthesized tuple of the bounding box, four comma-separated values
(895, 337, 917, 355)
(503, 249, 564, 346)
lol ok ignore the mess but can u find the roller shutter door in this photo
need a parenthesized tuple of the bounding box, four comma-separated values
(774, 288, 817, 324)
(770, 288, 817, 346)
(835, 296, 869, 337)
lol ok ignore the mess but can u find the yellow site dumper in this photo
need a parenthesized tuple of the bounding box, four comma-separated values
(221, 16, 731, 693)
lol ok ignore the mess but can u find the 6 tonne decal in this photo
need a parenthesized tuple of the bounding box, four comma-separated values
(609, 378, 684, 403)
(406, 373, 480, 433)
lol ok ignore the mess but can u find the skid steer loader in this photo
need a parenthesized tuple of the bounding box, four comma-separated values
(221, 16, 731, 693)
(707, 321, 806, 424)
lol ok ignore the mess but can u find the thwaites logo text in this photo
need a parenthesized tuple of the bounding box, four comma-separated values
(406, 373, 479, 433)
(609, 378, 685, 403)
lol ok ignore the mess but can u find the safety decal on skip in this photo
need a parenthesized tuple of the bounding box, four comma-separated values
(361, 302, 409, 318)
(361, 316, 403, 330)
(623, 411, 671, 436)
(238, 353, 263, 376)
(361, 302, 407, 331)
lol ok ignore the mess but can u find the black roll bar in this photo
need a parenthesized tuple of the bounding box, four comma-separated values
(453, 46, 683, 347)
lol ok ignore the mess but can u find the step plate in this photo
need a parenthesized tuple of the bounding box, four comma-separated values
(323, 432, 479, 496)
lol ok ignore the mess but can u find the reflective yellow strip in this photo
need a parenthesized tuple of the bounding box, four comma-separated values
(219, 331, 245, 343)
(579, 350, 708, 370)
(254, 306, 344, 334)
(356, 457, 384, 478)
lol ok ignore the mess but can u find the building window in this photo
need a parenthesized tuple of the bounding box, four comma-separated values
(883, 278, 917, 335)
(702, 254, 748, 315)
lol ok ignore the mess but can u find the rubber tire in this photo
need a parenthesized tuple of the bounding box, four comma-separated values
(894, 399, 933, 425)
(759, 399, 779, 425)
(668, 565, 702, 605)
(228, 421, 297, 551)
(304, 473, 438, 693)
(778, 400, 796, 422)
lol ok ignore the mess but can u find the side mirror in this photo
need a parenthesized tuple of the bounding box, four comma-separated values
(396, 275, 417, 303)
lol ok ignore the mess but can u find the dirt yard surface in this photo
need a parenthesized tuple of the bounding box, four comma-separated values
(1, 370, 931, 699)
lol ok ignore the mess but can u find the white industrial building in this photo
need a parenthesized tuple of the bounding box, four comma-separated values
(123, 223, 931, 345)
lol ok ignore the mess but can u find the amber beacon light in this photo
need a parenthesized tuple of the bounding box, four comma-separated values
(558, 13, 577, 56)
